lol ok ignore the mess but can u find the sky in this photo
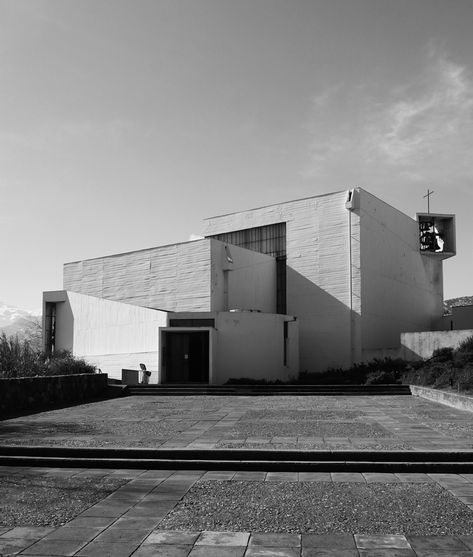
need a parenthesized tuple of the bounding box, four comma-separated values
(1, 0, 472, 311)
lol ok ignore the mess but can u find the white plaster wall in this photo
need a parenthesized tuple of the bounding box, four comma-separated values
(401, 329, 473, 360)
(214, 312, 299, 384)
(205, 190, 358, 373)
(359, 190, 444, 357)
(210, 241, 277, 312)
(64, 239, 212, 312)
(43, 290, 168, 380)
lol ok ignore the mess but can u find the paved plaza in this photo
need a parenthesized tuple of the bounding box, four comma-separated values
(1, 394, 473, 450)
(2, 467, 473, 556)
(2, 394, 473, 556)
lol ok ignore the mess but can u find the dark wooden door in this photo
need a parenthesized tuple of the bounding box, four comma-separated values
(165, 332, 209, 383)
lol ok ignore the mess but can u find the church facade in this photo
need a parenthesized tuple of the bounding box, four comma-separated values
(43, 187, 455, 383)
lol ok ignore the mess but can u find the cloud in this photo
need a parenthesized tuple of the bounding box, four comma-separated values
(305, 52, 473, 189)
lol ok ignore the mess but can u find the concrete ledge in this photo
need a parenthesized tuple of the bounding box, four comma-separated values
(410, 385, 473, 413)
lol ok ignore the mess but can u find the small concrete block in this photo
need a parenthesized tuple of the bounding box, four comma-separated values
(0, 526, 55, 539)
(299, 472, 331, 482)
(358, 550, 417, 557)
(302, 534, 356, 548)
(460, 536, 473, 550)
(79, 505, 126, 518)
(265, 472, 299, 482)
(362, 473, 400, 483)
(76, 541, 141, 557)
(63, 516, 116, 528)
(331, 472, 366, 482)
(189, 547, 245, 557)
(411, 552, 473, 557)
(395, 473, 432, 483)
(112, 516, 162, 530)
(301, 549, 359, 557)
(233, 471, 267, 481)
(93, 527, 150, 544)
(407, 535, 470, 551)
(249, 533, 301, 547)
(355, 535, 411, 549)
(245, 547, 300, 557)
(20, 538, 88, 555)
(0, 538, 36, 555)
(195, 531, 250, 546)
(42, 527, 103, 541)
(144, 530, 200, 545)
(132, 544, 192, 557)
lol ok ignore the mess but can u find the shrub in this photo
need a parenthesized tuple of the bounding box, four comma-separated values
(0, 332, 96, 378)
(45, 351, 97, 376)
(0, 332, 45, 378)
(457, 336, 473, 353)
(432, 347, 454, 362)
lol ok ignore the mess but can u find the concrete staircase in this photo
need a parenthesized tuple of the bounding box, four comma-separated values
(2, 445, 473, 472)
(125, 384, 412, 396)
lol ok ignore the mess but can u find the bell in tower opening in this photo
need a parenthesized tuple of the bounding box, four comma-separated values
(417, 213, 456, 260)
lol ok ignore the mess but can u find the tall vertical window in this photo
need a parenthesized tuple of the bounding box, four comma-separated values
(44, 302, 56, 356)
(208, 223, 287, 314)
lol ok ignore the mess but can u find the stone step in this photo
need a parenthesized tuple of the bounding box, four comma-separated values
(126, 384, 412, 396)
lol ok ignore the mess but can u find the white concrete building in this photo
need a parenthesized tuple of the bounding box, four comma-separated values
(43, 187, 455, 383)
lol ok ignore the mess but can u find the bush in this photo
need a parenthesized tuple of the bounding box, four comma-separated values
(432, 347, 454, 362)
(0, 333, 96, 378)
(457, 336, 473, 353)
(45, 351, 97, 376)
(0, 332, 45, 378)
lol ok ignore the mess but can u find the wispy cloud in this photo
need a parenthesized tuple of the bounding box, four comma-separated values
(306, 51, 473, 189)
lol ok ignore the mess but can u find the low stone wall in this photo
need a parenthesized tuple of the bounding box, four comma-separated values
(0, 373, 108, 416)
(411, 385, 473, 413)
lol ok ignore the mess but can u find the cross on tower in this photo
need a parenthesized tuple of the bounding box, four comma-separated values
(423, 188, 434, 213)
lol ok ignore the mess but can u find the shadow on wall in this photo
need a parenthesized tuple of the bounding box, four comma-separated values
(400, 330, 473, 361)
(286, 266, 360, 373)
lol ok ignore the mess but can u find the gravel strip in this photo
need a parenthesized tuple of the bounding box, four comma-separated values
(243, 410, 365, 421)
(0, 472, 126, 526)
(160, 480, 473, 535)
(216, 440, 413, 450)
(0, 419, 198, 447)
(231, 421, 389, 438)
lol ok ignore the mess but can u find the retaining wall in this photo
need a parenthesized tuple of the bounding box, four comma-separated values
(411, 385, 473, 413)
(0, 373, 108, 416)
(400, 329, 473, 360)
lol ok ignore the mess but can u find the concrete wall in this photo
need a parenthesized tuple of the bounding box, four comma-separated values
(214, 312, 299, 384)
(43, 291, 168, 380)
(64, 238, 277, 316)
(359, 190, 444, 358)
(64, 239, 213, 312)
(400, 329, 473, 360)
(210, 241, 277, 312)
(162, 311, 299, 384)
(411, 385, 473, 413)
(205, 190, 359, 373)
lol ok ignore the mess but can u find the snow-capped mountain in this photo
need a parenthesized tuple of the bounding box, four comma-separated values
(0, 302, 42, 346)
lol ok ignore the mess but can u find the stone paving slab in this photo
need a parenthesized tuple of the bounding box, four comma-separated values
(2, 468, 473, 555)
(1, 394, 473, 451)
